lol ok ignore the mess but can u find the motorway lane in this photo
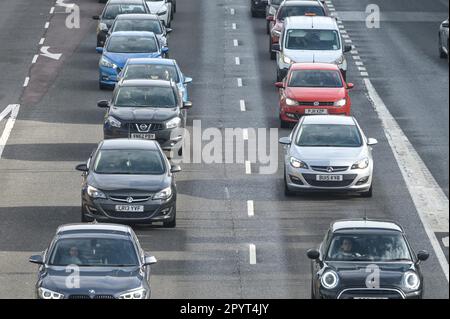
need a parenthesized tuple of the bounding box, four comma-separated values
(0, 0, 448, 299)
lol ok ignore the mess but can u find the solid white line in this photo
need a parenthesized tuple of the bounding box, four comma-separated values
(364, 78, 449, 282)
(237, 78, 243, 87)
(235, 57, 240, 65)
(32, 55, 39, 64)
(232, 23, 237, 30)
(249, 244, 256, 264)
(245, 161, 251, 174)
(0, 104, 20, 159)
(247, 200, 254, 217)
(240, 99, 246, 112)
(243, 128, 248, 140)
(49, 7, 55, 14)
(233, 39, 239, 47)
(45, 22, 50, 29)
(23, 77, 30, 87)
(39, 38, 45, 45)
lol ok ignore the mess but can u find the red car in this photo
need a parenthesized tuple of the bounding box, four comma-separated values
(275, 63, 353, 128)
(267, 0, 329, 60)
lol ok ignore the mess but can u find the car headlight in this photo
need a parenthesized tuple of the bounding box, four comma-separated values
(38, 288, 64, 299)
(403, 271, 420, 291)
(271, 29, 281, 37)
(290, 157, 308, 169)
(165, 117, 181, 129)
(334, 55, 344, 65)
(99, 22, 108, 32)
(334, 98, 347, 107)
(118, 288, 147, 299)
(153, 187, 173, 200)
(106, 116, 121, 128)
(283, 55, 293, 64)
(351, 158, 370, 170)
(100, 57, 117, 69)
(321, 270, 339, 289)
(87, 185, 107, 199)
(285, 98, 299, 106)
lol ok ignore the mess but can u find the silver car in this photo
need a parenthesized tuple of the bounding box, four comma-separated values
(439, 18, 449, 59)
(279, 115, 378, 197)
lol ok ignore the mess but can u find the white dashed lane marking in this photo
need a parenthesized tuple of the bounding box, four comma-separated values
(247, 200, 254, 217)
(249, 244, 257, 265)
(240, 99, 246, 112)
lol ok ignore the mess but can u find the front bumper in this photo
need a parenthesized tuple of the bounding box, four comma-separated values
(318, 287, 422, 299)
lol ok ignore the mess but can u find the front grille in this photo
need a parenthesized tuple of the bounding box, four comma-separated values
(68, 295, 115, 299)
(109, 195, 152, 203)
(302, 174, 357, 187)
(338, 289, 404, 299)
(127, 123, 164, 133)
(298, 101, 334, 106)
(311, 166, 349, 173)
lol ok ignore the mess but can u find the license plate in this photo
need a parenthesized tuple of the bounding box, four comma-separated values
(130, 133, 155, 140)
(305, 109, 328, 115)
(316, 175, 343, 181)
(115, 205, 144, 212)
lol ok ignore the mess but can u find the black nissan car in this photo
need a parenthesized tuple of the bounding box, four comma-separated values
(76, 139, 180, 227)
(29, 223, 157, 299)
(307, 219, 430, 299)
(98, 79, 191, 153)
(93, 0, 150, 47)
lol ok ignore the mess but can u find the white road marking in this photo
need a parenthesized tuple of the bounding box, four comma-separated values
(443, 237, 449, 248)
(44, 22, 50, 29)
(355, 61, 364, 66)
(353, 56, 361, 60)
(233, 39, 239, 47)
(235, 57, 240, 65)
(230, 8, 235, 15)
(358, 67, 367, 72)
(32, 55, 39, 64)
(49, 7, 55, 14)
(0, 104, 20, 159)
(40, 46, 62, 60)
(240, 99, 246, 112)
(247, 200, 254, 217)
(237, 78, 243, 87)
(23, 77, 30, 87)
(364, 78, 449, 282)
(55, 0, 75, 9)
(245, 161, 251, 174)
(360, 72, 369, 77)
(345, 39, 353, 43)
(249, 244, 257, 264)
(351, 50, 359, 55)
(232, 23, 237, 30)
(243, 128, 248, 140)
(39, 38, 45, 45)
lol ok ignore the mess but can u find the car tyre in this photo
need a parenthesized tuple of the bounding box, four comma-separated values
(361, 184, 373, 198)
(163, 207, 176, 228)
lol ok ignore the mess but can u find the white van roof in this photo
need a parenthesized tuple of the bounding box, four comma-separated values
(284, 16, 339, 30)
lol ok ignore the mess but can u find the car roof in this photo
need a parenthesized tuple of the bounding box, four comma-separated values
(56, 223, 133, 236)
(108, 0, 145, 4)
(290, 62, 340, 71)
(302, 115, 356, 125)
(285, 16, 338, 30)
(109, 31, 156, 37)
(99, 138, 160, 150)
(127, 58, 176, 66)
(281, 0, 323, 7)
(115, 13, 160, 20)
(118, 79, 173, 87)
(331, 219, 404, 233)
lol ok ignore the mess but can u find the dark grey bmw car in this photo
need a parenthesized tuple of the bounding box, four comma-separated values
(76, 139, 180, 227)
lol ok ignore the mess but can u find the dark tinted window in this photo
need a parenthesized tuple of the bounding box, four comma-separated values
(107, 35, 158, 53)
(113, 19, 162, 34)
(94, 150, 166, 175)
(296, 124, 362, 147)
(124, 64, 179, 82)
(278, 5, 325, 20)
(289, 70, 343, 88)
(114, 86, 177, 108)
(103, 4, 146, 20)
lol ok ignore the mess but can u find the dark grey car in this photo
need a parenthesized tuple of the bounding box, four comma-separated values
(76, 139, 181, 227)
(29, 223, 157, 299)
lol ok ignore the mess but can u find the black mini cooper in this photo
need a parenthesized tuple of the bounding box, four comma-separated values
(307, 219, 430, 299)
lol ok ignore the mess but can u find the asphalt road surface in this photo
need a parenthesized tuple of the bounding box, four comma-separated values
(0, 0, 448, 298)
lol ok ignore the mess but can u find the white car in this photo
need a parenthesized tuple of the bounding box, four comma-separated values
(273, 16, 351, 81)
(146, 0, 172, 27)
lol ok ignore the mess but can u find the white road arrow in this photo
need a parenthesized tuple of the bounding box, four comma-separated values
(0, 104, 20, 159)
(55, 0, 75, 9)
(40, 46, 62, 61)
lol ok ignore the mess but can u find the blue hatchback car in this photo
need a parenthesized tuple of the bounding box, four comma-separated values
(118, 58, 192, 102)
(97, 31, 168, 89)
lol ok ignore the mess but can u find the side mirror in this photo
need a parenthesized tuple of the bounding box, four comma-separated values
(75, 163, 89, 172)
(347, 83, 354, 89)
(97, 100, 109, 108)
(279, 137, 292, 145)
(166, 28, 173, 34)
(367, 138, 378, 146)
(29, 255, 44, 265)
(272, 43, 281, 52)
(143, 256, 157, 266)
(266, 16, 274, 22)
(92, 15, 100, 20)
(275, 81, 284, 88)
(417, 250, 430, 262)
(184, 77, 193, 84)
(162, 47, 169, 54)
(96, 47, 104, 54)
(344, 45, 352, 53)
(183, 101, 193, 109)
(170, 165, 182, 173)
(307, 249, 320, 260)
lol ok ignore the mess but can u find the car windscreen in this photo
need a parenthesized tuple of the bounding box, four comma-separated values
(296, 124, 363, 147)
(326, 233, 412, 262)
(278, 5, 326, 20)
(124, 64, 179, 82)
(107, 35, 158, 53)
(49, 238, 139, 267)
(286, 29, 340, 50)
(113, 19, 162, 34)
(103, 4, 147, 20)
(289, 70, 343, 88)
(94, 149, 166, 175)
(114, 86, 177, 108)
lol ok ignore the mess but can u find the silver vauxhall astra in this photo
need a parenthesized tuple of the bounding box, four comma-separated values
(279, 115, 378, 197)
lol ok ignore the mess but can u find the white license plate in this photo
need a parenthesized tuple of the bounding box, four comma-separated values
(115, 205, 145, 212)
(316, 175, 343, 181)
(305, 109, 328, 115)
(130, 133, 155, 140)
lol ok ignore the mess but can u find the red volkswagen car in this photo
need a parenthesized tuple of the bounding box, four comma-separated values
(275, 63, 353, 128)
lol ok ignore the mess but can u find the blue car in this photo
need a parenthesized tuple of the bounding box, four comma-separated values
(118, 58, 192, 102)
(96, 31, 168, 89)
